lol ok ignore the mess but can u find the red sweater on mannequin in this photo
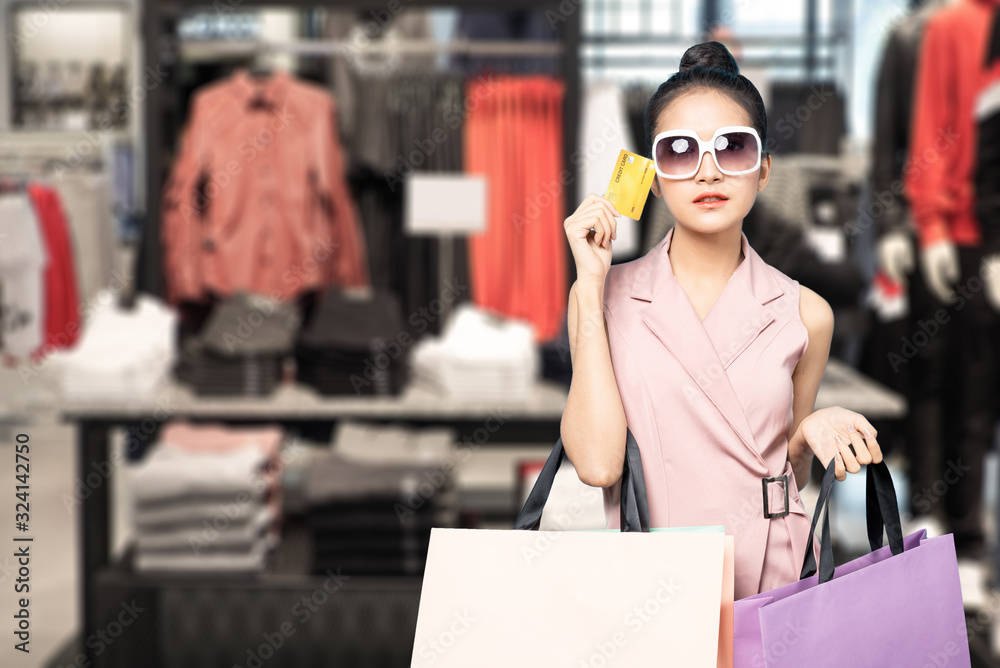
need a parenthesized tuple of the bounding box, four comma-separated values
(906, 0, 1000, 249)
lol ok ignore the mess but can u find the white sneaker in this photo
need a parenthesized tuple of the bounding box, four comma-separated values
(957, 559, 988, 610)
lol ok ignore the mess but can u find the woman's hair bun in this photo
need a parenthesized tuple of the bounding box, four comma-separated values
(678, 41, 740, 76)
(643, 39, 767, 160)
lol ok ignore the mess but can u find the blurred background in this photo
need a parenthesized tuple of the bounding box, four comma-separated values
(0, 0, 998, 665)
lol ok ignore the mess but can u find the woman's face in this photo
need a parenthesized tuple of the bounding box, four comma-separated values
(650, 88, 770, 235)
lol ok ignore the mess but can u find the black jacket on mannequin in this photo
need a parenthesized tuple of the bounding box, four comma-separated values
(872, 2, 942, 239)
(975, 7, 1000, 257)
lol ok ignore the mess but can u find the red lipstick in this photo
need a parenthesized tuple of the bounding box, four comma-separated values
(693, 191, 729, 209)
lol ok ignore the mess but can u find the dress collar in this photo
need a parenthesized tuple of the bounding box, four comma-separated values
(630, 225, 782, 306)
(628, 225, 787, 468)
(230, 67, 291, 110)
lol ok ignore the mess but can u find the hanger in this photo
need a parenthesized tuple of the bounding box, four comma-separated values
(248, 42, 278, 79)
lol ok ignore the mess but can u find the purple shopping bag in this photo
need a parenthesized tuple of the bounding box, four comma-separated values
(733, 460, 970, 668)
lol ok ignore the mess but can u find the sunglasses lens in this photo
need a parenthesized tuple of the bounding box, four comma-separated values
(714, 131, 759, 173)
(655, 134, 699, 176)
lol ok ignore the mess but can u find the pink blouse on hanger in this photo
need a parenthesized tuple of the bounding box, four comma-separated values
(161, 69, 370, 304)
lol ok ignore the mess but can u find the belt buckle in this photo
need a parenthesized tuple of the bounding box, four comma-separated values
(762, 474, 790, 519)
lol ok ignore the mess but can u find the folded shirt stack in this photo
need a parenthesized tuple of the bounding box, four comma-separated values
(302, 433, 458, 577)
(45, 294, 176, 401)
(176, 339, 284, 396)
(409, 303, 539, 402)
(125, 422, 285, 573)
(174, 292, 300, 396)
(295, 289, 409, 397)
(157, 421, 285, 514)
(331, 420, 455, 465)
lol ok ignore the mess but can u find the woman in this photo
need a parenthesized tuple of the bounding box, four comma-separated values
(560, 41, 882, 600)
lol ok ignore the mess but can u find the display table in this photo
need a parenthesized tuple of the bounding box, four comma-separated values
(816, 357, 906, 418)
(23, 358, 902, 667)
(26, 378, 565, 667)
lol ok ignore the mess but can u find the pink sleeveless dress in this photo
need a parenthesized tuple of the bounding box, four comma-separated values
(601, 226, 814, 600)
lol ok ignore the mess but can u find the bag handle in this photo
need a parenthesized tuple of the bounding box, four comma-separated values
(618, 428, 651, 532)
(866, 460, 904, 554)
(800, 458, 836, 582)
(513, 428, 649, 532)
(800, 458, 905, 584)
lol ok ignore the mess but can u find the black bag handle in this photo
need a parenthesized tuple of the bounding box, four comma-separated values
(800, 458, 837, 583)
(513, 428, 649, 532)
(866, 459, 905, 554)
(800, 458, 905, 584)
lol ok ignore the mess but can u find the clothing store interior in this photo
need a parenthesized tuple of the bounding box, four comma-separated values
(1, 0, 1000, 665)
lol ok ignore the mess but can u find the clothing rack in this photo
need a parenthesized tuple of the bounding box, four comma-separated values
(135, 0, 582, 300)
(0, 133, 110, 165)
(181, 37, 565, 58)
(580, 0, 851, 81)
(0, 149, 104, 175)
(580, 54, 837, 70)
(85, 3, 583, 665)
(582, 34, 845, 47)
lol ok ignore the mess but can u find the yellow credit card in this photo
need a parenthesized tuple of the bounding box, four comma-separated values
(604, 149, 656, 220)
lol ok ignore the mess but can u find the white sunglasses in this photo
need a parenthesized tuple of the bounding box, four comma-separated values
(651, 125, 762, 179)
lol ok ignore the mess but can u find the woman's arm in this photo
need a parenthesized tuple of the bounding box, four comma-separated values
(787, 285, 834, 490)
(561, 279, 628, 488)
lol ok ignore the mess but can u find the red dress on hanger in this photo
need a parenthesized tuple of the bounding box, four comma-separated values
(27, 183, 80, 360)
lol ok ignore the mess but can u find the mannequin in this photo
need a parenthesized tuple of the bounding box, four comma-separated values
(918, 238, 962, 301)
(975, 6, 1000, 311)
(986, 256, 1000, 308)
(872, 0, 1000, 307)
(905, 0, 1000, 607)
(873, 0, 948, 290)
(875, 229, 913, 285)
(872, 0, 952, 548)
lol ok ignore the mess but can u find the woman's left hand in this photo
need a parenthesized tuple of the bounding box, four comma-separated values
(799, 406, 883, 481)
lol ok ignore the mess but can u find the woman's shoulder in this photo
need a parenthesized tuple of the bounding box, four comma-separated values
(760, 259, 832, 335)
(752, 253, 831, 335)
(796, 283, 834, 340)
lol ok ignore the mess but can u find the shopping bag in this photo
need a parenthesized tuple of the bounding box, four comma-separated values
(410, 429, 729, 667)
(733, 459, 970, 668)
(719, 534, 735, 668)
(515, 430, 735, 668)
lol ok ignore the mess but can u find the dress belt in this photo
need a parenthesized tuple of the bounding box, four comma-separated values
(762, 474, 790, 518)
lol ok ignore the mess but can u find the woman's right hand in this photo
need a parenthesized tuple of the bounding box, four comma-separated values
(564, 194, 619, 284)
